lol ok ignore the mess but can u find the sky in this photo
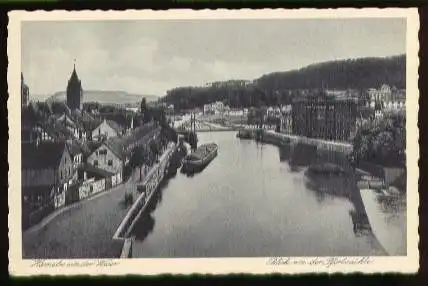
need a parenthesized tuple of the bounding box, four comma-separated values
(21, 18, 406, 100)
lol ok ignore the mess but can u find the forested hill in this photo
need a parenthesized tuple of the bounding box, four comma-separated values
(161, 55, 405, 110)
(255, 55, 405, 90)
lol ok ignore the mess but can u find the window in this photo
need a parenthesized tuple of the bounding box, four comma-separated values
(94, 160, 98, 167)
(60, 170, 63, 180)
(108, 160, 113, 166)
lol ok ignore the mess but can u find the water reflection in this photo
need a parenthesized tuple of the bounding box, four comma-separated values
(131, 132, 392, 257)
(280, 142, 373, 240)
(130, 174, 170, 240)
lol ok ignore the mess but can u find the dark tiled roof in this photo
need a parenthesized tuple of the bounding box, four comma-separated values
(103, 123, 160, 160)
(66, 140, 83, 156)
(22, 141, 67, 169)
(98, 113, 131, 128)
(75, 140, 92, 156)
(105, 137, 127, 161)
(106, 119, 124, 134)
(80, 164, 115, 179)
(87, 140, 103, 152)
(122, 123, 159, 149)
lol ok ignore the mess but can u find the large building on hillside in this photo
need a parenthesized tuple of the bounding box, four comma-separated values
(21, 73, 29, 108)
(367, 84, 406, 110)
(66, 63, 83, 111)
(292, 90, 357, 142)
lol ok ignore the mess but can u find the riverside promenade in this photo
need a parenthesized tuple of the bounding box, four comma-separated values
(22, 168, 145, 259)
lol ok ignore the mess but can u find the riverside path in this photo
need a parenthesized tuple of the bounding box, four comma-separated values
(22, 168, 144, 259)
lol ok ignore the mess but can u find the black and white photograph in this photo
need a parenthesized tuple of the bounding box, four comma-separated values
(8, 9, 419, 275)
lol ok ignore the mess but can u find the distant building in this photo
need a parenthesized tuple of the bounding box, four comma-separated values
(280, 105, 292, 134)
(66, 62, 83, 111)
(368, 84, 392, 103)
(292, 90, 357, 142)
(21, 73, 29, 108)
(367, 84, 405, 110)
(57, 113, 88, 141)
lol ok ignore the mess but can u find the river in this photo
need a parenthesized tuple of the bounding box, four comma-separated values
(131, 131, 405, 257)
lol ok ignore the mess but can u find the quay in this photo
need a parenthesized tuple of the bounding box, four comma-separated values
(237, 127, 353, 154)
(114, 143, 177, 238)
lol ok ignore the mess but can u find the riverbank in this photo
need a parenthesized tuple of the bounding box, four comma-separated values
(113, 143, 180, 257)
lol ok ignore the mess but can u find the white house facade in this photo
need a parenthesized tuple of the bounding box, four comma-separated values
(87, 143, 124, 175)
(92, 119, 122, 141)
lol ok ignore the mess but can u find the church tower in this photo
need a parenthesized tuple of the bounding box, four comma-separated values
(21, 72, 29, 108)
(66, 61, 83, 110)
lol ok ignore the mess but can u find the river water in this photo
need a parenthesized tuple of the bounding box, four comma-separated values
(131, 131, 404, 257)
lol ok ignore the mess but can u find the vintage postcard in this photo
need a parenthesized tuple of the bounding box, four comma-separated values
(8, 9, 419, 276)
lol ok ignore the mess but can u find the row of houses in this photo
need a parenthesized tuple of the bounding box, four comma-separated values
(21, 103, 161, 229)
(257, 85, 406, 142)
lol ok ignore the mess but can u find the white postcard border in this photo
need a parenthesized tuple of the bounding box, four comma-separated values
(8, 8, 420, 276)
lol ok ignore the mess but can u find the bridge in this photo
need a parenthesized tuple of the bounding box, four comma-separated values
(172, 116, 236, 132)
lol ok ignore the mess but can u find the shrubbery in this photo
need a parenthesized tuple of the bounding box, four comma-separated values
(352, 113, 406, 167)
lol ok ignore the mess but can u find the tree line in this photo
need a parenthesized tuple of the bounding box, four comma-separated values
(351, 112, 406, 168)
(160, 55, 405, 111)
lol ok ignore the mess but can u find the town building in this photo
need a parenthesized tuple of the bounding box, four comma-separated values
(21, 119, 74, 144)
(280, 105, 293, 134)
(86, 137, 126, 183)
(91, 119, 125, 141)
(291, 90, 357, 142)
(21, 73, 29, 108)
(368, 84, 392, 103)
(56, 113, 88, 141)
(368, 84, 406, 110)
(203, 101, 226, 115)
(66, 62, 83, 111)
(87, 123, 160, 179)
(21, 141, 75, 217)
(66, 140, 85, 170)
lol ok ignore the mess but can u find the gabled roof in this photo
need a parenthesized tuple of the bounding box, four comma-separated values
(104, 137, 127, 161)
(66, 140, 83, 156)
(75, 140, 92, 156)
(122, 123, 159, 149)
(98, 113, 130, 128)
(22, 141, 68, 169)
(106, 119, 124, 134)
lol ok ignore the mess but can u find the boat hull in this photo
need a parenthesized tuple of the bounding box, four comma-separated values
(181, 145, 218, 174)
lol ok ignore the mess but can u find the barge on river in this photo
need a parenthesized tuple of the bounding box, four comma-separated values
(181, 143, 218, 174)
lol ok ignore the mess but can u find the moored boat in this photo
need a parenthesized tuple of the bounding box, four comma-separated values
(236, 129, 253, 139)
(181, 143, 218, 174)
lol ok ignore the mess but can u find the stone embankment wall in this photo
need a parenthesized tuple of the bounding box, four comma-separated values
(112, 143, 178, 257)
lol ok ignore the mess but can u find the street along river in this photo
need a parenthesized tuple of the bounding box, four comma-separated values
(131, 131, 402, 257)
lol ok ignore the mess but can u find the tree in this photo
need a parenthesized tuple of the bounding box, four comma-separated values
(140, 97, 147, 115)
(129, 146, 145, 181)
(352, 113, 405, 167)
(160, 55, 405, 111)
(149, 140, 160, 161)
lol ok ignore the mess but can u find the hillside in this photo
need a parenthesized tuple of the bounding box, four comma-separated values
(162, 55, 406, 110)
(46, 90, 159, 105)
(255, 55, 405, 90)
